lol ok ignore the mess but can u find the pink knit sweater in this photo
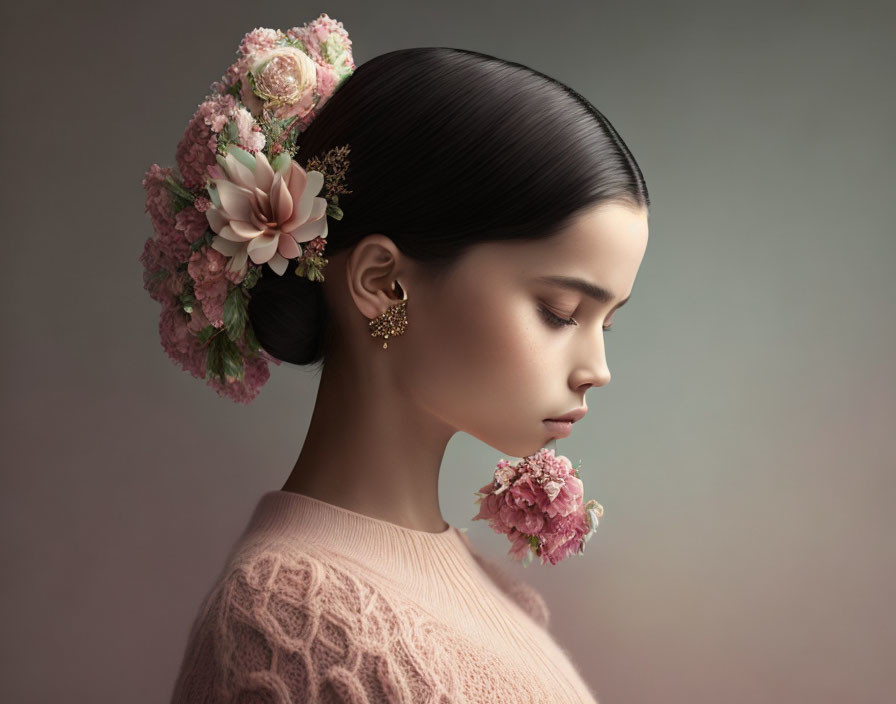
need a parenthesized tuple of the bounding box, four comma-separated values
(169, 490, 600, 703)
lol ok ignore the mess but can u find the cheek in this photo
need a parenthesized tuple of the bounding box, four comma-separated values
(403, 289, 553, 428)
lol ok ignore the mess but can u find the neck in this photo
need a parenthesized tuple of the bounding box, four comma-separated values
(281, 356, 456, 533)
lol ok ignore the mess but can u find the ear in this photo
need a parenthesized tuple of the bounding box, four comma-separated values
(345, 234, 406, 320)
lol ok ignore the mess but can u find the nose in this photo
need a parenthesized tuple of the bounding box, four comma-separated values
(572, 341, 611, 391)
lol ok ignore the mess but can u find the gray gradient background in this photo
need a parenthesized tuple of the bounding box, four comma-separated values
(2, 0, 893, 702)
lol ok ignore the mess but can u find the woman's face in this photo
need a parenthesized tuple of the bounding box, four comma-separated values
(406, 201, 649, 458)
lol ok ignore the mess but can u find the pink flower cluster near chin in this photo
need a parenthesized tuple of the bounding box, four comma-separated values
(473, 447, 604, 566)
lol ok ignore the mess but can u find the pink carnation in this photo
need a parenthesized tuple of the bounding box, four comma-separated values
(139, 237, 190, 305)
(207, 351, 273, 405)
(232, 107, 266, 153)
(141, 164, 192, 300)
(142, 164, 175, 235)
(186, 247, 230, 327)
(175, 93, 238, 190)
(239, 27, 281, 57)
(157, 295, 277, 405)
(174, 203, 211, 245)
(158, 299, 208, 380)
(286, 13, 355, 76)
(473, 447, 604, 566)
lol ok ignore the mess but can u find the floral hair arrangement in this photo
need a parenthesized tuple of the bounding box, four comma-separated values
(473, 446, 605, 566)
(139, 14, 354, 404)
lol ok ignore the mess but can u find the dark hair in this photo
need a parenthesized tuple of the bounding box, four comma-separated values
(248, 47, 649, 370)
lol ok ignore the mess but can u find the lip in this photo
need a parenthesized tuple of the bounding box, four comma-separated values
(543, 420, 573, 438)
(544, 407, 588, 423)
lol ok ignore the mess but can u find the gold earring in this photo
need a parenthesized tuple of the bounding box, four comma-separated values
(369, 280, 409, 349)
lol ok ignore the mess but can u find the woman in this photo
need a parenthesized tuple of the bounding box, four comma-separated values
(154, 16, 649, 703)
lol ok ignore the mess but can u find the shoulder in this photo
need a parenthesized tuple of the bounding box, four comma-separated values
(170, 538, 452, 703)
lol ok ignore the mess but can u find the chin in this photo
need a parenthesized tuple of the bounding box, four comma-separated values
(467, 424, 549, 460)
(498, 438, 551, 460)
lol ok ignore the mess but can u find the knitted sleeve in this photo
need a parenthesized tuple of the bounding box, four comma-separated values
(169, 543, 466, 703)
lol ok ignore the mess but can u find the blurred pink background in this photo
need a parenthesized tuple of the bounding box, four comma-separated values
(2, 1, 893, 702)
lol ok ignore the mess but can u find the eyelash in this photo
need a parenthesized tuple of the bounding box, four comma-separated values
(538, 306, 613, 332)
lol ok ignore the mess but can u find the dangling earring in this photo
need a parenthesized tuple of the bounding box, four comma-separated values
(369, 279, 409, 349)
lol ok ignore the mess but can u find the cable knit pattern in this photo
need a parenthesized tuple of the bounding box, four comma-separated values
(169, 491, 599, 703)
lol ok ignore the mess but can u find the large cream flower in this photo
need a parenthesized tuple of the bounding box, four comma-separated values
(240, 46, 318, 120)
(205, 146, 328, 276)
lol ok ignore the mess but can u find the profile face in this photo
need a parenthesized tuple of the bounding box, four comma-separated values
(402, 201, 649, 458)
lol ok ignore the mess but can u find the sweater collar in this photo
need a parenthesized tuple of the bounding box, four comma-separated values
(238, 490, 481, 591)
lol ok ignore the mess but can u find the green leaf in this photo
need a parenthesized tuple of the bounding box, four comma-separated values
(245, 322, 261, 354)
(189, 229, 215, 252)
(163, 175, 196, 203)
(270, 151, 290, 174)
(207, 181, 222, 208)
(222, 285, 248, 341)
(205, 331, 245, 383)
(326, 204, 344, 221)
(228, 144, 256, 171)
(227, 119, 239, 143)
(242, 265, 262, 290)
(196, 325, 218, 345)
(146, 268, 170, 286)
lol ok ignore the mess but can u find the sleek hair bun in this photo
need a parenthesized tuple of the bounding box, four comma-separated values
(247, 271, 326, 368)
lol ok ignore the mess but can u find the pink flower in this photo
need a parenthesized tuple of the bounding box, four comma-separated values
(238, 27, 281, 57)
(187, 248, 229, 327)
(473, 447, 604, 566)
(140, 165, 193, 302)
(158, 299, 208, 381)
(207, 352, 273, 405)
(175, 94, 238, 190)
(142, 164, 175, 235)
(205, 146, 328, 276)
(174, 203, 211, 245)
(287, 13, 355, 80)
(232, 107, 265, 153)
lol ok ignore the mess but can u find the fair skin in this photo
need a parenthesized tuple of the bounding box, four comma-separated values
(281, 200, 649, 533)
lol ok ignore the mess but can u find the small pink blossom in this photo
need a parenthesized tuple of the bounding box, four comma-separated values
(142, 164, 175, 234)
(158, 299, 207, 380)
(239, 27, 281, 57)
(174, 204, 211, 245)
(187, 248, 229, 327)
(141, 165, 192, 289)
(286, 13, 355, 79)
(175, 93, 238, 190)
(233, 106, 265, 153)
(207, 351, 273, 405)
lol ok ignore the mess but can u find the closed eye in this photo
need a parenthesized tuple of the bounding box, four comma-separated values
(538, 306, 613, 331)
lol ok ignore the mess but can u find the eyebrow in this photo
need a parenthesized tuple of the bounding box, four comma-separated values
(535, 275, 631, 309)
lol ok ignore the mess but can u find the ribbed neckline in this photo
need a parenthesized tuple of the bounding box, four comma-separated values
(238, 490, 482, 598)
